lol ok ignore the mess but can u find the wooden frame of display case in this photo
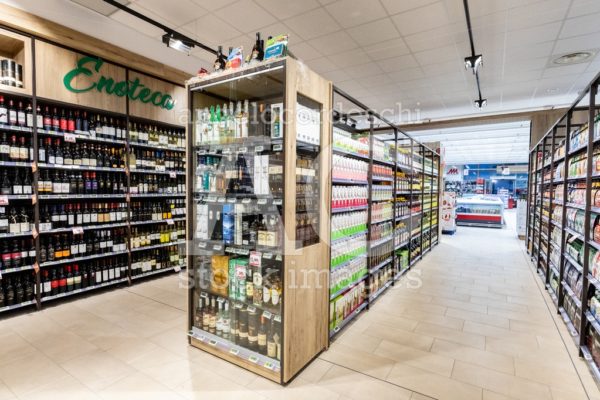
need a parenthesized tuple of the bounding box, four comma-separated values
(186, 57, 331, 384)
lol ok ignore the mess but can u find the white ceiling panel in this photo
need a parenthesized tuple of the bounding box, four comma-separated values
(363, 38, 410, 60)
(391, 2, 450, 36)
(377, 54, 419, 73)
(346, 18, 400, 47)
(328, 48, 370, 67)
(213, 0, 276, 33)
(255, 0, 320, 20)
(136, 0, 208, 26)
(307, 30, 358, 56)
(284, 7, 340, 40)
(560, 12, 600, 39)
(379, 0, 438, 16)
(325, 0, 388, 29)
(289, 41, 322, 61)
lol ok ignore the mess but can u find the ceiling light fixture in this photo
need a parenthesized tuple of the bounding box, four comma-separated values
(553, 51, 594, 65)
(162, 32, 194, 55)
(474, 97, 487, 108)
(462, 0, 487, 108)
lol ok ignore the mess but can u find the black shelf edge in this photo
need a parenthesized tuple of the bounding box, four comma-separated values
(369, 280, 392, 302)
(369, 257, 392, 275)
(39, 193, 127, 200)
(131, 265, 182, 281)
(329, 301, 368, 339)
(37, 129, 127, 146)
(40, 249, 129, 268)
(129, 240, 185, 253)
(329, 274, 368, 301)
(331, 205, 369, 214)
(0, 300, 36, 313)
(330, 254, 367, 274)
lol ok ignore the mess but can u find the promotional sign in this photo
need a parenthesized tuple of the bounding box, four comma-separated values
(441, 192, 457, 234)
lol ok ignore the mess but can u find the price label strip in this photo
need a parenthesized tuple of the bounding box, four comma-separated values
(229, 348, 240, 356)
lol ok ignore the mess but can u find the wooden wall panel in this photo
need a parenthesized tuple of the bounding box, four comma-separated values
(0, 27, 32, 96)
(35, 41, 126, 114)
(282, 58, 331, 383)
(128, 71, 186, 127)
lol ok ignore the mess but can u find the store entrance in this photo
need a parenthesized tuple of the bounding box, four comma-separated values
(408, 121, 531, 235)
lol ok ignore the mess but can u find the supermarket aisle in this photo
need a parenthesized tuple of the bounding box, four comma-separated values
(324, 225, 600, 400)
(1, 227, 600, 400)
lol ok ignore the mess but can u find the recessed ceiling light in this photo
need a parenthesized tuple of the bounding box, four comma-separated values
(553, 51, 595, 65)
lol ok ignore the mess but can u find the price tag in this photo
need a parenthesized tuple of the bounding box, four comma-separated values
(275, 255, 282, 261)
(33, 262, 39, 273)
(198, 242, 206, 248)
(273, 144, 283, 152)
(255, 146, 264, 153)
(242, 198, 251, 204)
(64, 133, 76, 143)
(229, 348, 240, 356)
(264, 362, 274, 370)
(198, 149, 206, 155)
(208, 339, 217, 346)
(169, 171, 177, 178)
(247, 305, 257, 313)
(223, 148, 231, 155)
(248, 355, 259, 364)
(174, 266, 181, 272)
(0, 196, 8, 206)
(239, 147, 247, 153)
(213, 244, 222, 251)
(257, 199, 267, 205)
(262, 311, 272, 319)
(227, 198, 236, 203)
(166, 219, 174, 225)
(273, 199, 282, 205)
(72, 227, 84, 235)
(31, 162, 37, 173)
(218, 197, 226, 203)
(274, 315, 281, 323)
(263, 253, 273, 260)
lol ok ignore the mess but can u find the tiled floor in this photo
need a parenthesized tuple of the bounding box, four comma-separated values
(1, 213, 600, 399)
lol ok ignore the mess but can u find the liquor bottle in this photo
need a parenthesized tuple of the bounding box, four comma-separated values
(0, 206, 7, 234)
(1, 170, 10, 195)
(257, 314, 267, 355)
(25, 103, 33, 128)
(247, 307, 258, 351)
(35, 105, 43, 128)
(0, 96, 7, 125)
(214, 46, 226, 72)
(16, 101, 25, 127)
(8, 135, 18, 161)
(51, 107, 60, 131)
(8, 100, 17, 126)
(0, 132, 9, 161)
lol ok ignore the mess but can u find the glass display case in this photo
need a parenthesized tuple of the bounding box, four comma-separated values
(186, 58, 331, 384)
(456, 195, 504, 228)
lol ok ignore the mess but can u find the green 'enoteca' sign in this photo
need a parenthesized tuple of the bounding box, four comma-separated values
(63, 56, 176, 110)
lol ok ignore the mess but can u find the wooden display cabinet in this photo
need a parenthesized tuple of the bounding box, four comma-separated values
(0, 27, 32, 96)
(186, 58, 332, 383)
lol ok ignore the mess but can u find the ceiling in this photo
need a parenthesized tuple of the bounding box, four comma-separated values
(3, 0, 600, 124)
(405, 121, 531, 164)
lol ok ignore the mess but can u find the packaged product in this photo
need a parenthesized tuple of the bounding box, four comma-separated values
(211, 255, 229, 296)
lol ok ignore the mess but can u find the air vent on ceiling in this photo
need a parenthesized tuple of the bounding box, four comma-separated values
(69, 0, 130, 17)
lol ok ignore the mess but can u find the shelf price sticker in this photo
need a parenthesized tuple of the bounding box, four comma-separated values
(0, 196, 8, 206)
(257, 199, 267, 205)
(31, 194, 37, 205)
(33, 262, 39, 273)
(31, 162, 37, 173)
(218, 197, 226, 203)
(229, 347, 240, 356)
(248, 355, 259, 364)
(64, 133, 76, 143)
(264, 361, 274, 370)
(239, 147, 247, 153)
(273, 199, 282, 206)
(227, 198, 236, 203)
(72, 227, 84, 235)
(169, 171, 177, 178)
(242, 198, 251, 204)
(208, 339, 218, 346)
(223, 148, 231, 155)
(198, 242, 207, 249)
(166, 219, 174, 225)
(255, 146, 264, 153)
(273, 144, 283, 152)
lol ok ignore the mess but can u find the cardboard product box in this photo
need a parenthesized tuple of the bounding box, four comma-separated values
(222, 204, 234, 245)
(211, 255, 230, 296)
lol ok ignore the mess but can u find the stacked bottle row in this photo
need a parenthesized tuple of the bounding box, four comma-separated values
(0, 96, 185, 150)
(0, 271, 36, 307)
(194, 292, 282, 360)
(331, 186, 368, 210)
(331, 211, 367, 241)
(371, 203, 392, 224)
(0, 91, 188, 313)
(131, 246, 184, 276)
(332, 155, 368, 182)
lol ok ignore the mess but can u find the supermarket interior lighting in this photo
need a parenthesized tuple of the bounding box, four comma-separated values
(464, 54, 482, 73)
(162, 32, 194, 54)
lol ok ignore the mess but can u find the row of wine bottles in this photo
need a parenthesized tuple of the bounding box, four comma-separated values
(0, 95, 185, 150)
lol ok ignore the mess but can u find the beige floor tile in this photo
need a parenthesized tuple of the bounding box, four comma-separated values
(60, 349, 137, 391)
(410, 393, 437, 400)
(445, 307, 510, 329)
(361, 323, 434, 351)
(0, 379, 15, 400)
(482, 390, 519, 400)
(18, 375, 101, 400)
(462, 320, 538, 342)
(320, 343, 395, 380)
(356, 312, 420, 332)
(513, 358, 583, 389)
(98, 372, 186, 400)
(296, 359, 334, 384)
(430, 297, 487, 314)
(386, 363, 483, 400)
(374, 339, 455, 377)
(414, 322, 486, 350)
(245, 376, 335, 400)
(334, 330, 383, 353)
(31, 331, 99, 364)
(0, 352, 72, 397)
(452, 360, 552, 400)
(430, 339, 515, 375)
(317, 365, 412, 400)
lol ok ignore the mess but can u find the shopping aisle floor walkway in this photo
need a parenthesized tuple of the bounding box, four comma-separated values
(1, 220, 600, 400)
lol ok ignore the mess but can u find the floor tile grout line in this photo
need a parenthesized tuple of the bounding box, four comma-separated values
(323, 358, 439, 400)
(517, 244, 592, 400)
(124, 286, 186, 312)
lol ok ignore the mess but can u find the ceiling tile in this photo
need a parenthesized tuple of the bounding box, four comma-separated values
(363, 38, 410, 61)
(255, 0, 321, 19)
(325, 0, 388, 28)
(307, 30, 358, 56)
(376, 54, 419, 73)
(190, 0, 237, 11)
(308, 56, 340, 73)
(552, 33, 600, 55)
(379, 0, 438, 16)
(507, 0, 568, 31)
(319, 68, 352, 82)
(361, 73, 394, 87)
(110, 7, 165, 38)
(543, 63, 590, 79)
(568, 0, 600, 18)
(413, 45, 460, 66)
(214, 0, 277, 33)
(290, 41, 323, 61)
(179, 14, 241, 48)
(328, 48, 371, 67)
(284, 7, 341, 40)
(388, 67, 425, 82)
(505, 41, 554, 60)
(255, 22, 303, 43)
(404, 24, 461, 53)
(391, 2, 450, 36)
(136, 0, 208, 26)
(560, 12, 600, 39)
(344, 62, 384, 79)
(505, 22, 562, 47)
(347, 18, 400, 47)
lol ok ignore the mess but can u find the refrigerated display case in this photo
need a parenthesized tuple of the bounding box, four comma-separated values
(186, 58, 331, 384)
(456, 195, 504, 228)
